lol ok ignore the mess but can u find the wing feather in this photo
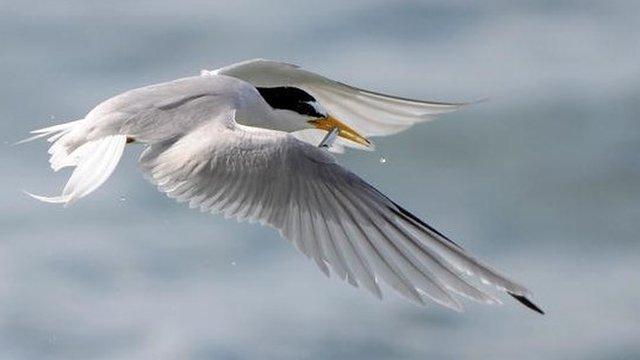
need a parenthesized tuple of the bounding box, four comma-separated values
(215, 59, 468, 144)
(315, 181, 382, 297)
(328, 183, 425, 304)
(306, 179, 349, 281)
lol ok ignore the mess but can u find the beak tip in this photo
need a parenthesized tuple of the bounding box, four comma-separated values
(364, 140, 375, 151)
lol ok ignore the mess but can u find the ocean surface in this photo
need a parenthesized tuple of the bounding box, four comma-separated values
(1, 1, 639, 359)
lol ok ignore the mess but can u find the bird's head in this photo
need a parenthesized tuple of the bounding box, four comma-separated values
(256, 86, 371, 147)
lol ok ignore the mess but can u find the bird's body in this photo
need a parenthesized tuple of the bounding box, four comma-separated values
(24, 59, 542, 314)
(55, 75, 268, 146)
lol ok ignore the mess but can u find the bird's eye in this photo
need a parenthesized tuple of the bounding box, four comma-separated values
(257, 86, 324, 118)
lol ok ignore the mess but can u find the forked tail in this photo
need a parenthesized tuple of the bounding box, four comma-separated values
(19, 120, 127, 205)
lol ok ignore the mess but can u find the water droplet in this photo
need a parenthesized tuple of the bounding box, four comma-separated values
(119, 196, 126, 202)
(49, 115, 56, 121)
(230, 261, 237, 266)
(379, 157, 387, 164)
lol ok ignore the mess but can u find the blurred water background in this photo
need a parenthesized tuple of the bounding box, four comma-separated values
(1, 1, 639, 359)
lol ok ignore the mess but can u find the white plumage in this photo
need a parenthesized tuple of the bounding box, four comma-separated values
(23, 59, 542, 313)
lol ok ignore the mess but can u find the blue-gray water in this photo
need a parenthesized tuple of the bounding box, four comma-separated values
(1, 1, 639, 359)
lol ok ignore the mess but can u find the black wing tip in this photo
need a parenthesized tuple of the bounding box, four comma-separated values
(508, 292, 545, 315)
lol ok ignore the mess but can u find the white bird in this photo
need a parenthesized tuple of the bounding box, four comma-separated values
(23, 59, 543, 314)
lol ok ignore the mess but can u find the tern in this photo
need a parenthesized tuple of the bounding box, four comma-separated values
(23, 59, 543, 314)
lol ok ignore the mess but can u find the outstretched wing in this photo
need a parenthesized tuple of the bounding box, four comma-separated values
(139, 110, 541, 312)
(214, 59, 467, 140)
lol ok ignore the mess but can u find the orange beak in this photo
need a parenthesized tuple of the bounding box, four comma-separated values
(308, 115, 372, 148)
